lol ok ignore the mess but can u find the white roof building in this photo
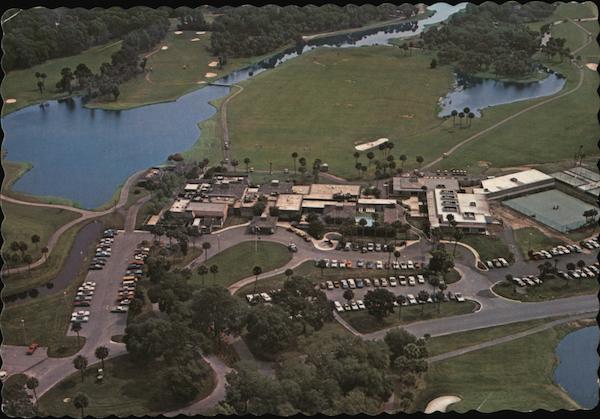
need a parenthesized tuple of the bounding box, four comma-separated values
(480, 169, 554, 199)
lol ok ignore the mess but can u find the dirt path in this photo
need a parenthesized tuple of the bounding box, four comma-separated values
(423, 21, 593, 170)
(219, 84, 244, 168)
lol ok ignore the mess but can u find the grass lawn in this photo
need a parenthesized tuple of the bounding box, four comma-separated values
(413, 320, 590, 412)
(1, 201, 80, 265)
(492, 276, 597, 303)
(513, 227, 564, 256)
(225, 47, 454, 178)
(425, 315, 567, 357)
(340, 300, 478, 334)
(460, 234, 512, 262)
(1, 40, 123, 116)
(555, 1, 597, 20)
(38, 354, 215, 417)
(188, 241, 292, 288)
(124, 186, 151, 210)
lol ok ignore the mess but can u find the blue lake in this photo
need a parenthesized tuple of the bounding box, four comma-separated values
(553, 326, 599, 410)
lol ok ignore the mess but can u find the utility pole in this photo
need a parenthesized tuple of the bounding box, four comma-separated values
(269, 162, 272, 175)
(21, 319, 27, 345)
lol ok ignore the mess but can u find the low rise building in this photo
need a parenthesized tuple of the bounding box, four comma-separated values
(275, 194, 303, 220)
(478, 169, 554, 200)
(429, 189, 493, 233)
(187, 202, 229, 232)
(391, 176, 459, 197)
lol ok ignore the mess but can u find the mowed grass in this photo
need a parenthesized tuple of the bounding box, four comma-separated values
(340, 300, 478, 334)
(513, 227, 564, 256)
(1, 40, 123, 116)
(459, 234, 512, 262)
(555, 1, 597, 20)
(492, 276, 598, 303)
(38, 354, 215, 417)
(1, 200, 80, 264)
(425, 315, 567, 357)
(413, 322, 586, 412)
(188, 241, 292, 288)
(226, 47, 454, 178)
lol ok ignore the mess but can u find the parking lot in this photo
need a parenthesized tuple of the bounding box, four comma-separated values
(68, 230, 152, 349)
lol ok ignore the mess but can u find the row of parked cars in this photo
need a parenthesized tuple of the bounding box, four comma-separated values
(580, 238, 599, 250)
(336, 241, 407, 253)
(316, 258, 424, 271)
(558, 262, 600, 280)
(89, 229, 118, 270)
(321, 274, 433, 290)
(333, 291, 466, 312)
(485, 258, 510, 269)
(245, 291, 275, 305)
(531, 244, 582, 260)
(287, 226, 312, 242)
(110, 246, 149, 312)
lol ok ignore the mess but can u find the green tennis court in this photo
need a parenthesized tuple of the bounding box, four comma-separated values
(504, 189, 597, 232)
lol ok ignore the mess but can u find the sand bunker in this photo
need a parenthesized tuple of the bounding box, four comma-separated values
(196, 31, 206, 35)
(5, 98, 17, 104)
(205, 72, 218, 78)
(208, 61, 219, 68)
(355, 138, 389, 151)
(401, 114, 415, 119)
(190, 38, 200, 42)
(196, 81, 207, 84)
(424, 396, 462, 414)
(174, 31, 183, 35)
(161, 46, 169, 51)
(585, 63, 598, 71)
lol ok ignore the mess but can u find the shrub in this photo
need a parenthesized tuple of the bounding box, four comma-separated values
(28, 289, 39, 298)
(46, 282, 54, 289)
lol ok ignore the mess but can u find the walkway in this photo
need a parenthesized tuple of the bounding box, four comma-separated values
(219, 84, 244, 169)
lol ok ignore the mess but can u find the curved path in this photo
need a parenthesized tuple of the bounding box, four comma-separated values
(1, 169, 147, 274)
(423, 21, 593, 170)
(219, 84, 244, 169)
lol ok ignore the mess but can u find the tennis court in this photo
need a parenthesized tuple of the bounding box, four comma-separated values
(503, 189, 597, 232)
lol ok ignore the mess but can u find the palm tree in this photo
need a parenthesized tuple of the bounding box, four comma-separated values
(197, 265, 208, 286)
(73, 393, 89, 418)
(31, 234, 40, 250)
(298, 166, 307, 183)
(378, 143, 387, 157)
(428, 276, 440, 294)
(355, 162, 362, 177)
(26, 376, 39, 406)
(358, 218, 368, 236)
(210, 264, 219, 283)
(317, 259, 327, 276)
(367, 152, 375, 166)
(467, 112, 475, 127)
(41, 246, 49, 260)
(353, 151, 360, 164)
(416, 155, 424, 168)
(202, 242, 211, 262)
(284, 268, 294, 281)
(417, 290, 429, 316)
(387, 142, 395, 154)
(252, 266, 263, 294)
(94, 346, 109, 371)
(463, 107, 470, 115)
(458, 112, 465, 127)
(73, 355, 88, 383)
(298, 157, 307, 168)
(451, 110, 458, 126)
(71, 322, 83, 349)
(243, 157, 251, 173)
(360, 165, 367, 178)
(291, 152, 298, 175)
(231, 160, 239, 171)
(396, 294, 406, 318)
(23, 254, 33, 271)
(452, 228, 464, 257)
(399, 154, 407, 171)
(393, 250, 401, 267)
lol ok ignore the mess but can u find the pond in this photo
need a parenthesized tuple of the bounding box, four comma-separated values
(553, 326, 599, 410)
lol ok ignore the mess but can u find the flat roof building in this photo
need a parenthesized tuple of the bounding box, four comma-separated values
(429, 189, 493, 233)
(276, 194, 303, 213)
(392, 176, 460, 196)
(480, 169, 554, 200)
(308, 184, 361, 200)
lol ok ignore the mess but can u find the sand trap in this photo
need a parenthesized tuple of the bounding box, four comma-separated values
(196, 81, 207, 84)
(190, 38, 200, 42)
(205, 72, 218, 78)
(196, 31, 206, 35)
(585, 63, 598, 71)
(174, 31, 183, 35)
(5, 98, 17, 104)
(553, 20, 563, 25)
(401, 114, 415, 119)
(161, 46, 169, 51)
(208, 61, 219, 68)
(424, 396, 462, 414)
(355, 137, 389, 151)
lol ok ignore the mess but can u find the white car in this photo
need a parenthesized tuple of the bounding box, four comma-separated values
(347, 279, 356, 289)
(398, 276, 407, 286)
(246, 294, 255, 303)
(455, 293, 465, 302)
(350, 302, 359, 311)
(408, 276, 416, 286)
(83, 281, 96, 286)
(356, 300, 366, 310)
(389, 277, 397, 287)
(376, 261, 383, 269)
(326, 281, 334, 290)
(260, 292, 272, 302)
(334, 301, 344, 312)
(486, 260, 494, 269)
(381, 278, 388, 287)
(72, 310, 90, 316)
(110, 306, 128, 313)
(71, 316, 89, 323)
(407, 294, 417, 304)
(400, 262, 408, 270)
(339, 261, 347, 269)
(498, 258, 509, 267)
(407, 260, 414, 269)
(330, 260, 339, 268)
(417, 274, 425, 284)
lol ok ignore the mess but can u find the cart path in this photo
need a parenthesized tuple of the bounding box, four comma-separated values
(219, 84, 244, 168)
(423, 20, 593, 170)
(1, 169, 147, 274)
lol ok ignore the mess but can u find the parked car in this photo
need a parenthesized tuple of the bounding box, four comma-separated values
(376, 261, 383, 269)
(260, 293, 272, 302)
(347, 279, 356, 289)
(356, 278, 364, 288)
(373, 278, 380, 287)
(341, 279, 348, 289)
(363, 278, 372, 287)
(381, 278, 388, 287)
(398, 276, 407, 286)
(326, 281, 334, 290)
(110, 306, 128, 313)
(455, 292, 465, 302)
(389, 277, 397, 287)
(357, 300, 366, 310)
(417, 274, 425, 284)
(26, 343, 39, 355)
(356, 260, 365, 268)
(408, 276, 416, 286)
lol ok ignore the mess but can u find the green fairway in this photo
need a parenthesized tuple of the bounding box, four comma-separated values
(38, 354, 215, 417)
(425, 315, 567, 357)
(513, 227, 564, 256)
(459, 235, 512, 262)
(340, 300, 478, 334)
(492, 276, 597, 303)
(413, 321, 589, 412)
(225, 47, 454, 178)
(189, 241, 292, 288)
(1, 201, 80, 265)
(1, 41, 123, 116)
(555, 1, 597, 20)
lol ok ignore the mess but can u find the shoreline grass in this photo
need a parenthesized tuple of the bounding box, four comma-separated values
(492, 277, 597, 303)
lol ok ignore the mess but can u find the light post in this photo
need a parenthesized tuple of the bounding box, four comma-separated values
(21, 319, 27, 345)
